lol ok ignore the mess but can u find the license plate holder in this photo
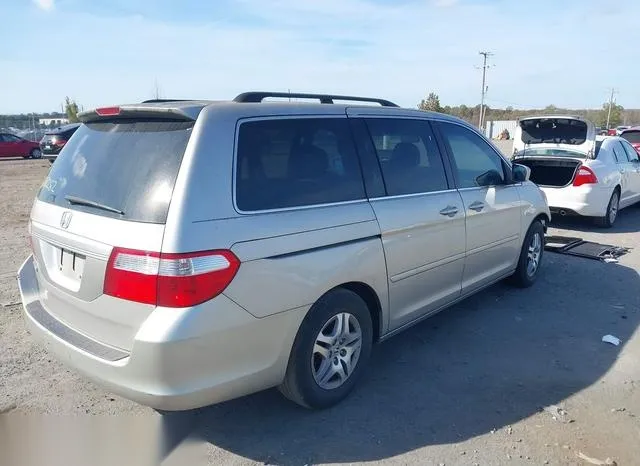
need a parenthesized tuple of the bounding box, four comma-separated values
(60, 248, 85, 281)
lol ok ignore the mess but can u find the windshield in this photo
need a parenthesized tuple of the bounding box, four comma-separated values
(514, 148, 588, 158)
(37, 120, 194, 223)
(519, 118, 588, 145)
(621, 131, 640, 144)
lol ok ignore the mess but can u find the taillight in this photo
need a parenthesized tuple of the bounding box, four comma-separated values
(573, 166, 598, 187)
(53, 138, 67, 147)
(104, 248, 240, 308)
(95, 106, 121, 116)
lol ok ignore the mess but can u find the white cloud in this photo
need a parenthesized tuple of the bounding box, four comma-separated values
(33, 0, 54, 11)
(434, 0, 459, 6)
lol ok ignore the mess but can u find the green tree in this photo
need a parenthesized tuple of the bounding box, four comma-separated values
(65, 97, 80, 123)
(599, 102, 624, 128)
(418, 92, 442, 112)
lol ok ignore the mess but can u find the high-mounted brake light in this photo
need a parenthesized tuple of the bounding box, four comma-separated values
(573, 166, 598, 187)
(95, 106, 121, 116)
(104, 248, 240, 307)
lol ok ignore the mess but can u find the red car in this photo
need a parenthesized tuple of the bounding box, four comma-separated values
(620, 126, 640, 156)
(0, 133, 42, 159)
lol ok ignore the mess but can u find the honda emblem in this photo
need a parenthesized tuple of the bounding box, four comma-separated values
(60, 211, 72, 229)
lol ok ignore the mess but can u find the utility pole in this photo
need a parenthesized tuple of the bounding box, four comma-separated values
(606, 88, 617, 130)
(478, 51, 493, 130)
(153, 78, 161, 100)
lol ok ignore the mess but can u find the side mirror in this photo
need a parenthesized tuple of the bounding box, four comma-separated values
(512, 163, 531, 183)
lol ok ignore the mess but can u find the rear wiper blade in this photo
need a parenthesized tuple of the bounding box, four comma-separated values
(65, 195, 124, 215)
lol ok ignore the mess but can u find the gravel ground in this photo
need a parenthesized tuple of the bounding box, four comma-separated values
(0, 158, 639, 465)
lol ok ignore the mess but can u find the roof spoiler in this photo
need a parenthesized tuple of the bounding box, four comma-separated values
(78, 105, 199, 123)
(233, 91, 399, 107)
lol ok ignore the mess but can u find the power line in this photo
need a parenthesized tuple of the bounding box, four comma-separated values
(477, 51, 494, 129)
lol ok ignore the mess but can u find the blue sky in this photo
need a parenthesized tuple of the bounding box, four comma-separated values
(2, 0, 639, 113)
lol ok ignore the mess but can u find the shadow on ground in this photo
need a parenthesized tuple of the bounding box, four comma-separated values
(550, 205, 640, 234)
(160, 251, 640, 465)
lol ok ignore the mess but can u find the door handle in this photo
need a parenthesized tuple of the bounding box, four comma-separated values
(439, 206, 459, 217)
(468, 201, 485, 212)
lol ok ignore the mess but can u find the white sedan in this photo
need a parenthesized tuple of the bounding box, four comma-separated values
(513, 136, 640, 227)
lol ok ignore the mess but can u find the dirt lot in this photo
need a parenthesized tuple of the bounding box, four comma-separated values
(1, 158, 639, 465)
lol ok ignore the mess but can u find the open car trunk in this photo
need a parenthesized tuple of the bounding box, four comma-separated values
(514, 157, 581, 187)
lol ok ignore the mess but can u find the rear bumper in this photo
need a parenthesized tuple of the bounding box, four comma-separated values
(17, 255, 307, 411)
(540, 185, 611, 218)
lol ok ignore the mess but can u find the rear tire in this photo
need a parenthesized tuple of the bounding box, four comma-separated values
(279, 288, 373, 409)
(508, 220, 545, 288)
(595, 190, 619, 228)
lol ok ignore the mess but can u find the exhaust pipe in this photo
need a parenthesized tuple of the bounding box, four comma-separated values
(559, 210, 567, 216)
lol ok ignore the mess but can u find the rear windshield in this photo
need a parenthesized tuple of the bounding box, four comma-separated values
(519, 118, 588, 145)
(621, 130, 640, 144)
(37, 120, 193, 223)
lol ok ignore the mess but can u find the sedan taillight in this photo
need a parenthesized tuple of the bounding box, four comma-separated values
(573, 166, 598, 187)
(104, 248, 240, 307)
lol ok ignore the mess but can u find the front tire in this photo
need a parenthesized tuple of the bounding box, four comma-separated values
(279, 288, 373, 409)
(595, 190, 619, 228)
(509, 220, 545, 288)
(29, 148, 42, 159)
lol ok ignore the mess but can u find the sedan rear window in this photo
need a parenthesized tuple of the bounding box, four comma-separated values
(621, 130, 640, 144)
(37, 120, 194, 223)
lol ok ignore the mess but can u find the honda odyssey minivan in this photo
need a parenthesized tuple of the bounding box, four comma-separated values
(18, 92, 550, 410)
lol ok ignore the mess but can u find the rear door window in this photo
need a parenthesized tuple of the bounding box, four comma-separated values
(37, 120, 194, 223)
(363, 118, 449, 196)
(235, 118, 365, 211)
(612, 142, 627, 164)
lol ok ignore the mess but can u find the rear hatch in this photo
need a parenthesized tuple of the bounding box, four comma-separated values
(513, 116, 596, 158)
(29, 111, 196, 351)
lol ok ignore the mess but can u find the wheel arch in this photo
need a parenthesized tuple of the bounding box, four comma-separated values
(335, 282, 383, 343)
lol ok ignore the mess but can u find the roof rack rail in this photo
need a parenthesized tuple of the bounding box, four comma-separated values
(233, 91, 399, 107)
(141, 99, 193, 103)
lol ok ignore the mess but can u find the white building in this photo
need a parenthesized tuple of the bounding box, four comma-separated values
(39, 117, 69, 127)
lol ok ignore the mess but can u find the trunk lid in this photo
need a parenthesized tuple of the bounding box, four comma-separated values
(29, 116, 196, 351)
(513, 116, 597, 158)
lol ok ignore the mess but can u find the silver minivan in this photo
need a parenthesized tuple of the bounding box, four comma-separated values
(18, 92, 550, 411)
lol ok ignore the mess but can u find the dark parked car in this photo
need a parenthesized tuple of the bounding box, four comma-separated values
(0, 133, 42, 159)
(40, 123, 81, 163)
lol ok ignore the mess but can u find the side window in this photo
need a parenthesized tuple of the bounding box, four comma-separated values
(235, 118, 365, 211)
(612, 142, 626, 163)
(4, 135, 19, 142)
(0, 135, 5, 142)
(621, 141, 639, 162)
(438, 122, 506, 188)
(364, 118, 448, 196)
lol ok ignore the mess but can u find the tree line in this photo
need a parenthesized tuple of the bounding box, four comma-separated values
(0, 97, 80, 130)
(418, 92, 635, 129)
(2, 94, 637, 131)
